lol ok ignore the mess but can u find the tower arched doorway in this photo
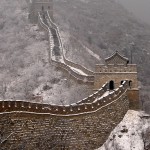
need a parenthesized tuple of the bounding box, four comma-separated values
(109, 80, 115, 90)
(129, 80, 132, 89)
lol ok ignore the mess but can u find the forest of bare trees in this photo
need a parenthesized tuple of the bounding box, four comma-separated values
(0, 0, 92, 105)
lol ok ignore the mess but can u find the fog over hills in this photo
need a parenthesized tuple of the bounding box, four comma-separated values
(118, 0, 150, 25)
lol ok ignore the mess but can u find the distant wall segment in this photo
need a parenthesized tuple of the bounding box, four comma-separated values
(38, 11, 95, 85)
(29, 0, 53, 23)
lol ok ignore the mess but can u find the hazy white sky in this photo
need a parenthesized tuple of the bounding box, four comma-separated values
(118, 0, 150, 24)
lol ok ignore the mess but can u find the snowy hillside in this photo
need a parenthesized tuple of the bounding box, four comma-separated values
(97, 110, 150, 150)
(0, 0, 92, 104)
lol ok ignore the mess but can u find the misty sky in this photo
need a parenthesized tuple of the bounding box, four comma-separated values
(118, 0, 150, 24)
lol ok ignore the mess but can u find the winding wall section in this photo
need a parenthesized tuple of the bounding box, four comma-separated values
(0, 81, 129, 149)
(0, 11, 131, 150)
(38, 11, 95, 85)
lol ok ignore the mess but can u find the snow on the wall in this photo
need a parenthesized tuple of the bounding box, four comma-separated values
(96, 110, 150, 150)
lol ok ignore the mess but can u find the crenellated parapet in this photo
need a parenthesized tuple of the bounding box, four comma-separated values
(95, 64, 137, 73)
(0, 81, 129, 149)
(63, 57, 95, 75)
(0, 81, 129, 116)
(76, 83, 108, 104)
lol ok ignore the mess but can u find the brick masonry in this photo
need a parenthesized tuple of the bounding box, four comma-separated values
(0, 90, 129, 150)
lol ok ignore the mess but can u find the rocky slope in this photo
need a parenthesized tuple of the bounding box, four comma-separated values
(97, 110, 150, 150)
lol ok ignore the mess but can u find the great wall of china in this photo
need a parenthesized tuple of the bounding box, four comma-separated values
(37, 11, 95, 85)
(0, 0, 140, 149)
(0, 81, 130, 149)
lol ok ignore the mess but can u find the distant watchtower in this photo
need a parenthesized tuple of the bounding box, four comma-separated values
(94, 51, 139, 109)
(29, 0, 53, 23)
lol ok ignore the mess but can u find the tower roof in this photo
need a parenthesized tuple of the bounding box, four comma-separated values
(105, 51, 129, 65)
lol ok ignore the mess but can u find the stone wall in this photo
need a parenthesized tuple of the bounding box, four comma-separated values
(95, 64, 137, 73)
(94, 64, 138, 89)
(38, 11, 95, 85)
(94, 63, 139, 110)
(55, 61, 95, 84)
(94, 63, 139, 111)
(94, 72, 138, 90)
(127, 89, 140, 110)
(63, 56, 95, 76)
(76, 83, 108, 104)
(45, 12, 94, 76)
(0, 84, 129, 150)
(0, 81, 129, 115)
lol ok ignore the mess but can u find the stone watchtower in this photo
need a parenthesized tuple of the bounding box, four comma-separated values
(94, 51, 139, 109)
(29, 0, 53, 23)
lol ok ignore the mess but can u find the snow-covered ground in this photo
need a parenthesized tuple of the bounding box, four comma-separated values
(97, 110, 150, 150)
